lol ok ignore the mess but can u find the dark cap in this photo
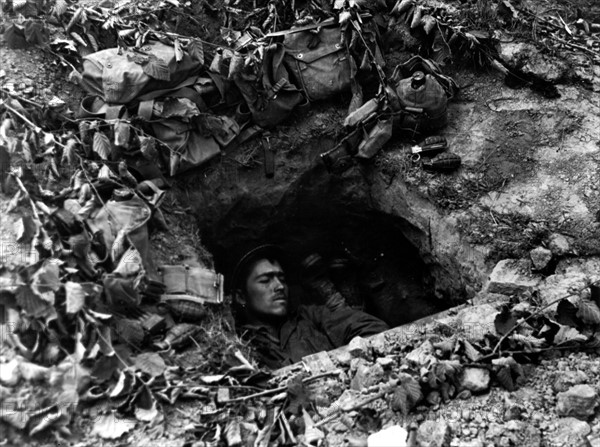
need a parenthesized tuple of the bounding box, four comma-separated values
(230, 244, 285, 292)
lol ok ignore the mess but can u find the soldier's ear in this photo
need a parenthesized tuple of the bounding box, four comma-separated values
(234, 289, 247, 308)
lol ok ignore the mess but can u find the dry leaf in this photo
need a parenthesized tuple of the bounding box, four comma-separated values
(65, 7, 84, 33)
(24, 20, 47, 45)
(31, 261, 61, 303)
(392, 0, 414, 15)
(421, 15, 437, 35)
(133, 386, 158, 422)
(0, 118, 14, 141)
(93, 131, 111, 160)
(577, 298, 600, 325)
(91, 412, 136, 439)
(139, 136, 158, 160)
(52, 0, 68, 17)
(15, 215, 37, 244)
(19, 360, 49, 382)
(65, 281, 86, 314)
(114, 121, 130, 148)
(98, 323, 115, 356)
(4, 23, 28, 49)
(134, 352, 166, 378)
(188, 39, 204, 65)
(110, 369, 136, 399)
(0, 398, 28, 429)
(98, 164, 114, 179)
(410, 5, 423, 29)
(61, 138, 78, 165)
(87, 32, 99, 52)
(143, 56, 170, 81)
(174, 38, 183, 62)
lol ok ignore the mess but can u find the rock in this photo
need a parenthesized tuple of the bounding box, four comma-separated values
(485, 259, 541, 295)
(437, 303, 499, 341)
(497, 42, 570, 82)
(369, 332, 388, 356)
(553, 370, 589, 393)
(549, 417, 590, 446)
(350, 360, 384, 391)
(548, 233, 571, 256)
(348, 336, 371, 360)
(417, 420, 452, 447)
(375, 356, 394, 368)
(538, 271, 588, 309)
(556, 384, 598, 419)
(588, 432, 600, 447)
(530, 247, 552, 270)
(486, 421, 541, 447)
(459, 368, 490, 393)
(456, 441, 484, 447)
(331, 348, 352, 366)
(0, 69, 6, 78)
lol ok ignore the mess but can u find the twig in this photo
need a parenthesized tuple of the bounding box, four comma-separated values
(219, 370, 342, 404)
(474, 343, 593, 363)
(0, 88, 45, 109)
(548, 34, 600, 57)
(219, 385, 287, 404)
(0, 99, 42, 133)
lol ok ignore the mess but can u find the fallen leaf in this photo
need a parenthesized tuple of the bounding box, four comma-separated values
(24, 20, 47, 45)
(174, 38, 183, 62)
(31, 260, 61, 301)
(91, 412, 136, 439)
(494, 306, 518, 335)
(157, 97, 199, 119)
(93, 131, 112, 160)
(110, 369, 136, 399)
(19, 360, 49, 382)
(15, 215, 37, 244)
(0, 398, 29, 429)
(462, 339, 482, 362)
(16, 285, 55, 319)
(29, 405, 65, 436)
(553, 325, 587, 345)
(495, 365, 515, 391)
(556, 299, 583, 327)
(139, 136, 158, 159)
(52, 0, 68, 17)
(65, 7, 84, 33)
(61, 138, 78, 165)
(134, 352, 166, 378)
(4, 23, 28, 49)
(91, 354, 122, 383)
(188, 39, 204, 65)
(133, 386, 159, 422)
(65, 281, 86, 314)
(391, 385, 409, 415)
(143, 55, 170, 81)
(113, 121, 130, 148)
(576, 298, 600, 325)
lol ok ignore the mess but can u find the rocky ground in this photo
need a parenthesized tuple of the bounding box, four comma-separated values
(1, 0, 600, 446)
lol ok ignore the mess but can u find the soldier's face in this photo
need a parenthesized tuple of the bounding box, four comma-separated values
(243, 258, 289, 321)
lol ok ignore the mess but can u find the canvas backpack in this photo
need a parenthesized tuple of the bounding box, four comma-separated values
(79, 41, 240, 176)
(283, 25, 354, 102)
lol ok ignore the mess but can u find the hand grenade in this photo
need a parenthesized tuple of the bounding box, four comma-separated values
(422, 152, 461, 172)
(153, 323, 201, 351)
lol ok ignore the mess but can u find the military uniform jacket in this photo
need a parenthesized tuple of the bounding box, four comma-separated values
(240, 304, 389, 369)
